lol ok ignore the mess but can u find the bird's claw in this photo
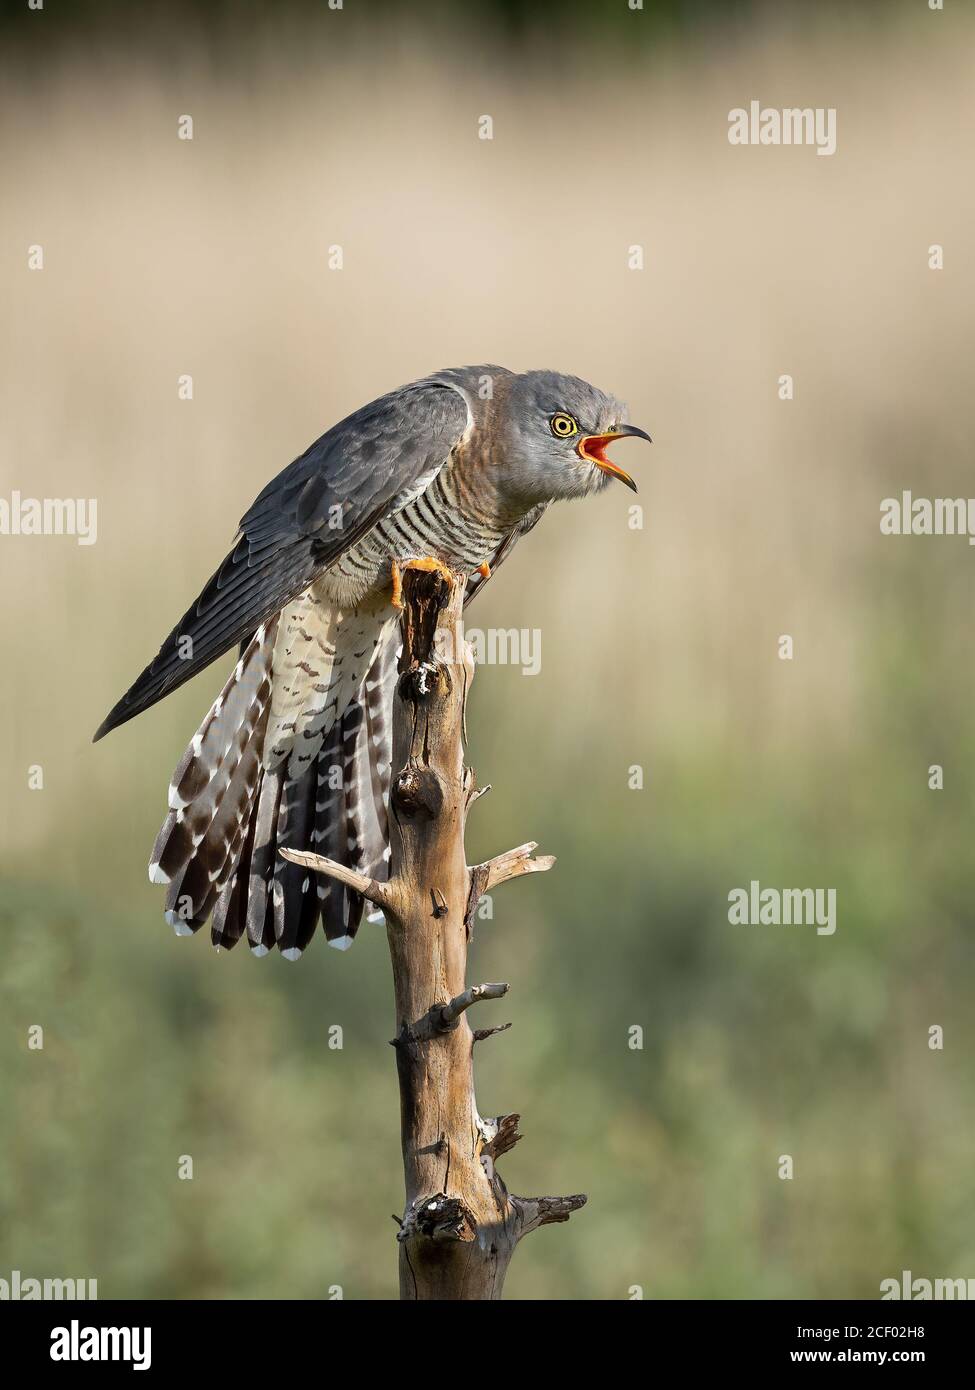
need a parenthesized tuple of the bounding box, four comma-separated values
(391, 557, 456, 609)
(391, 560, 404, 610)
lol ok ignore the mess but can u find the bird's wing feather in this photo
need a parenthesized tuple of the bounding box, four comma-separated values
(94, 377, 473, 740)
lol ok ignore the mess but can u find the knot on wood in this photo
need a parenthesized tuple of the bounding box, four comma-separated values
(396, 662, 450, 707)
(399, 1194, 477, 1244)
(392, 766, 443, 820)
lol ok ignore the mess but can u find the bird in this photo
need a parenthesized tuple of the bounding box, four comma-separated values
(94, 366, 651, 959)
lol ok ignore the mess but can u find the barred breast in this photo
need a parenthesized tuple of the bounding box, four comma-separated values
(324, 464, 510, 607)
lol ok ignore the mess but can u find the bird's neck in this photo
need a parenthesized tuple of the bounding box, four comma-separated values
(447, 437, 536, 534)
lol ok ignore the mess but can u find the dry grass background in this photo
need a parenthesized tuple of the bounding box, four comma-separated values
(1, 6, 973, 1298)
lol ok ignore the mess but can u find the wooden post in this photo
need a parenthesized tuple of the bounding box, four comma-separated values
(284, 566, 585, 1299)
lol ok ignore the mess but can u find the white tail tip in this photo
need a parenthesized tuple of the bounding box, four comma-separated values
(250, 943, 270, 958)
(281, 947, 302, 962)
(327, 934, 354, 952)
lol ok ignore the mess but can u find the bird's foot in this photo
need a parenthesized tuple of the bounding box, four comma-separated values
(390, 557, 456, 610)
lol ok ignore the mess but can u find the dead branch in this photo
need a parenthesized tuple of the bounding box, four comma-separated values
(277, 847, 390, 909)
(299, 565, 585, 1298)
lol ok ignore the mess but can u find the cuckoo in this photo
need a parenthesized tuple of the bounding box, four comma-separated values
(95, 366, 652, 958)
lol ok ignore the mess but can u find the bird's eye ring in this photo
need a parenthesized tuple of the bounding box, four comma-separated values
(550, 413, 578, 438)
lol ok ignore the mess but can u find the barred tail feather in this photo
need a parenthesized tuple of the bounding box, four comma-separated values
(243, 764, 284, 956)
(316, 718, 361, 949)
(274, 753, 326, 958)
(148, 621, 277, 923)
(211, 779, 260, 951)
(149, 607, 398, 960)
(163, 732, 264, 934)
(354, 636, 397, 883)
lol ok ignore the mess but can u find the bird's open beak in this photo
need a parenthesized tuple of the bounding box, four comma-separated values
(577, 424, 652, 493)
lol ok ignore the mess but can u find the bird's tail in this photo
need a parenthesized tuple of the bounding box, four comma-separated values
(149, 616, 397, 959)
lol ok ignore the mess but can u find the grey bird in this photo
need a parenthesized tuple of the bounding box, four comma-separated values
(94, 366, 651, 958)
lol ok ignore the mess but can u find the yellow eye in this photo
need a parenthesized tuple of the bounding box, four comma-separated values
(550, 413, 578, 438)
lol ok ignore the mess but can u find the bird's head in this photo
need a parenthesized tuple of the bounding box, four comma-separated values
(497, 369, 652, 507)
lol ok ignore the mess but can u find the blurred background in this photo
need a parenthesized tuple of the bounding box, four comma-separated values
(1, 0, 973, 1300)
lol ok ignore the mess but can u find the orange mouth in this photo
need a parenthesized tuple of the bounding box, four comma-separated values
(577, 425, 652, 493)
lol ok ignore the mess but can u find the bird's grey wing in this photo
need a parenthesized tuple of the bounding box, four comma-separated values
(94, 378, 472, 739)
(463, 503, 550, 606)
